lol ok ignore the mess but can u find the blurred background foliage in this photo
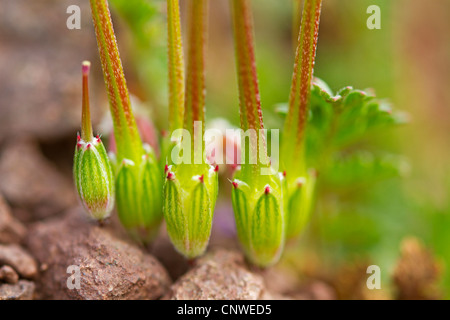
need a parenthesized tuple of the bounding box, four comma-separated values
(108, 0, 450, 298)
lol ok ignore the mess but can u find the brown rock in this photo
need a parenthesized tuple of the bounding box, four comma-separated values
(260, 266, 336, 300)
(0, 265, 19, 284)
(26, 208, 171, 300)
(165, 249, 270, 300)
(0, 141, 76, 221)
(393, 237, 442, 300)
(260, 265, 302, 295)
(0, 280, 35, 300)
(0, 0, 101, 143)
(332, 260, 377, 300)
(0, 244, 38, 279)
(151, 226, 189, 281)
(0, 194, 26, 244)
(292, 281, 336, 300)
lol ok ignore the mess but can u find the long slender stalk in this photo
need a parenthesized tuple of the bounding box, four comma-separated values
(292, 0, 304, 52)
(231, 0, 267, 182)
(81, 61, 93, 141)
(89, 0, 142, 163)
(281, 0, 322, 176)
(167, 0, 185, 133)
(184, 0, 208, 164)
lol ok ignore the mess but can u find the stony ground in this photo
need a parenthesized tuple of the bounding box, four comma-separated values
(0, 0, 442, 300)
(0, 0, 333, 300)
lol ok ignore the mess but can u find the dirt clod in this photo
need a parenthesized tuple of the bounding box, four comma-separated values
(165, 249, 270, 300)
(0, 0, 100, 143)
(0, 194, 26, 244)
(393, 237, 442, 300)
(26, 208, 172, 300)
(0, 141, 76, 222)
(0, 244, 38, 279)
(0, 280, 35, 300)
(0, 265, 19, 284)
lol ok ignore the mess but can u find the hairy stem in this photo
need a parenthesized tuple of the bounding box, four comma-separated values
(81, 61, 93, 141)
(167, 0, 185, 133)
(184, 0, 208, 163)
(282, 0, 322, 176)
(231, 0, 267, 181)
(89, 0, 142, 163)
(292, 0, 304, 52)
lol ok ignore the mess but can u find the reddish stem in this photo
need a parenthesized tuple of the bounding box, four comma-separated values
(81, 61, 93, 141)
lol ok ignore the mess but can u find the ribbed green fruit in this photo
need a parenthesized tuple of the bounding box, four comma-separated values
(231, 169, 286, 267)
(163, 163, 218, 258)
(115, 144, 163, 244)
(285, 170, 316, 240)
(73, 135, 115, 221)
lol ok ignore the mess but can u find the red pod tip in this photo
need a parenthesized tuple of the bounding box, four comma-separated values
(167, 172, 175, 180)
(82, 61, 91, 76)
(264, 186, 271, 195)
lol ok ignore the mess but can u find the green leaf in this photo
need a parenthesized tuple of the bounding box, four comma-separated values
(304, 80, 408, 165)
(321, 151, 410, 191)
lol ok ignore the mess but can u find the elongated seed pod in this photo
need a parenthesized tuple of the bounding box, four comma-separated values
(230, 0, 285, 267)
(231, 173, 285, 267)
(74, 61, 115, 221)
(162, 0, 218, 259)
(282, 0, 322, 240)
(89, 0, 163, 243)
(164, 164, 218, 258)
(115, 146, 163, 244)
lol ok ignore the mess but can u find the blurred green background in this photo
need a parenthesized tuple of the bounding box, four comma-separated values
(108, 0, 450, 298)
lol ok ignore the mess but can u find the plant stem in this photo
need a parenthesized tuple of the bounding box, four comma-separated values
(184, 0, 208, 164)
(81, 61, 93, 141)
(167, 0, 185, 133)
(292, 0, 304, 52)
(89, 0, 142, 163)
(282, 0, 322, 177)
(231, 0, 267, 181)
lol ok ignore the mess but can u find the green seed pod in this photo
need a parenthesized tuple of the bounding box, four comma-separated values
(89, 1, 163, 242)
(285, 170, 317, 240)
(74, 136, 115, 220)
(73, 61, 115, 221)
(280, 0, 323, 241)
(231, 171, 285, 268)
(115, 145, 163, 244)
(163, 163, 218, 258)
